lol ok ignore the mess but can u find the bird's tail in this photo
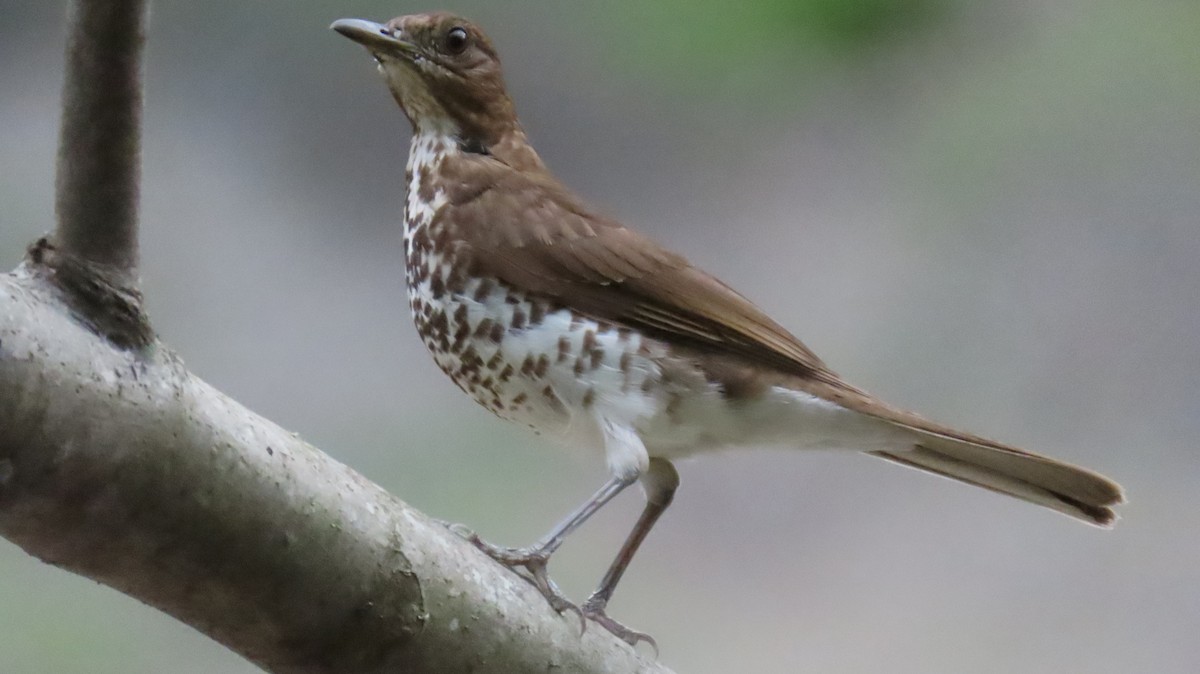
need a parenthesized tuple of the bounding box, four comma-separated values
(870, 422, 1124, 527)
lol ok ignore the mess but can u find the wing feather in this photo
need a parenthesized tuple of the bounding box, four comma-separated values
(444, 157, 830, 378)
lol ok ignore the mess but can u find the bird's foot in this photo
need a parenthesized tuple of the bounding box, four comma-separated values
(450, 526, 583, 626)
(582, 596, 658, 656)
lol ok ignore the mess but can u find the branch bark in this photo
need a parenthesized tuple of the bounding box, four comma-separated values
(54, 0, 145, 285)
(0, 2, 676, 672)
(0, 268, 671, 674)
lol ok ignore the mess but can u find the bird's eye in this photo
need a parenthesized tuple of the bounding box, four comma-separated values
(443, 27, 469, 54)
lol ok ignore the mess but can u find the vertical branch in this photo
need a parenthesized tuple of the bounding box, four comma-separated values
(53, 0, 147, 285)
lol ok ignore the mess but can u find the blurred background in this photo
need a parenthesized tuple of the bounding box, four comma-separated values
(1, 0, 1197, 672)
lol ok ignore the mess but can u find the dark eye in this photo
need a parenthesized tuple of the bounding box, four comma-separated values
(443, 26, 469, 54)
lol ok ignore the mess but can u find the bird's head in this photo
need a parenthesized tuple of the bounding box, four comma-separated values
(333, 13, 521, 155)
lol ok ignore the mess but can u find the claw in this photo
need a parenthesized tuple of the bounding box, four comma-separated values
(439, 520, 477, 539)
(582, 598, 658, 656)
(462, 531, 585, 631)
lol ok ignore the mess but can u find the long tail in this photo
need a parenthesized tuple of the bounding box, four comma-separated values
(789, 376, 1127, 526)
(871, 422, 1124, 527)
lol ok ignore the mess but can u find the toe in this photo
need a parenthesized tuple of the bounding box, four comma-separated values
(463, 535, 584, 627)
(583, 606, 658, 656)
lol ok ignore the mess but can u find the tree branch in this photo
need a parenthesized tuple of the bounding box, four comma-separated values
(0, 268, 672, 674)
(54, 0, 146, 284)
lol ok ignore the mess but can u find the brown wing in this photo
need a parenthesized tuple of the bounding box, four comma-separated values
(442, 156, 833, 380)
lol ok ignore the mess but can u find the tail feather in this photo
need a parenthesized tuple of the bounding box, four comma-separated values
(780, 377, 1125, 526)
(873, 441, 1120, 527)
(796, 378, 1123, 525)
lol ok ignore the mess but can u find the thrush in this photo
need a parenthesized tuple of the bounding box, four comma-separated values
(332, 13, 1125, 648)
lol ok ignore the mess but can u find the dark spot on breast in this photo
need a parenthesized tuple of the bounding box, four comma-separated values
(474, 318, 494, 339)
(512, 392, 528, 406)
(429, 309, 449, 336)
(445, 265, 469, 294)
(511, 308, 526, 331)
(430, 273, 446, 299)
(529, 302, 545, 325)
(582, 329, 596, 354)
(574, 357, 586, 376)
(557, 336, 571, 363)
(499, 364, 514, 382)
(582, 388, 595, 408)
(459, 345, 481, 369)
(534, 354, 550, 378)
(486, 352, 503, 370)
(451, 320, 470, 353)
(489, 321, 505, 343)
(473, 279, 494, 302)
(411, 225, 432, 254)
(539, 385, 568, 416)
(519, 354, 536, 376)
(590, 348, 604, 369)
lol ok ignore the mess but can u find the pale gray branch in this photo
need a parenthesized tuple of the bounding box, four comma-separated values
(54, 0, 146, 283)
(0, 267, 672, 674)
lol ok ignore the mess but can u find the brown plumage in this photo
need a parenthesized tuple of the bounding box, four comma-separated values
(431, 120, 1123, 526)
(333, 12, 1124, 647)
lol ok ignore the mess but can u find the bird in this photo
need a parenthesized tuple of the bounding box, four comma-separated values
(331, 12, 1125, 648)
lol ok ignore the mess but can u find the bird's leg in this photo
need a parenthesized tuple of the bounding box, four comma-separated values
(462, 472, 637, 617)
(582, 458, 679, 652)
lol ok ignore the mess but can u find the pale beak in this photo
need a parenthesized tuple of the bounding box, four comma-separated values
(330, 18, 420, 59)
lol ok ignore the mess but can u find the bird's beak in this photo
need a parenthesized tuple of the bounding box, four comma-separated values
(330, 18, 419, 59)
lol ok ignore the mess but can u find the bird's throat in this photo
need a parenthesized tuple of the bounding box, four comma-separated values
(404, 130, 456, 235)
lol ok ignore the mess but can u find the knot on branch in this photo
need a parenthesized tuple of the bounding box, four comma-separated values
(27, 236, 154, 351)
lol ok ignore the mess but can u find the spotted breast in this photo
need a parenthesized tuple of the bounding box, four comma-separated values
(403, 131, 671, 448)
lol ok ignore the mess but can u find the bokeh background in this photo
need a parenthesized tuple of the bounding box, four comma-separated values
(2, 0, 1197, 672)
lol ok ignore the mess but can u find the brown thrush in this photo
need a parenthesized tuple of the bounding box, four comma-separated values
(331, 12, 1125, 649)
